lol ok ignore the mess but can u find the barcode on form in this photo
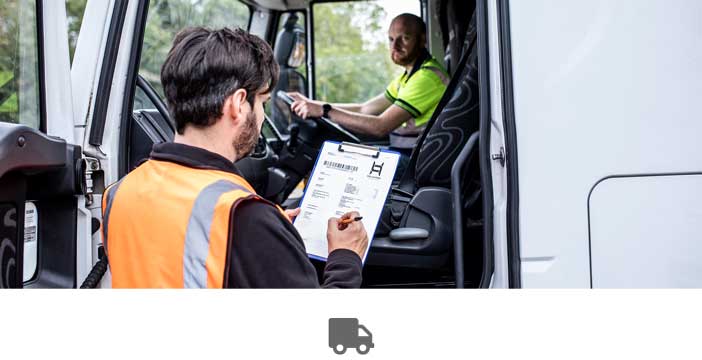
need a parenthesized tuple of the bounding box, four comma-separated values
(323, 160, 358, 172)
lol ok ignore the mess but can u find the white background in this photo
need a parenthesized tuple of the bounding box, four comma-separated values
(2, 291, 701, 359)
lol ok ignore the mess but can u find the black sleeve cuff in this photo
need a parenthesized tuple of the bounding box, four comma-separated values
(328, 248, 362, 266)
(322, 249, 363, 288)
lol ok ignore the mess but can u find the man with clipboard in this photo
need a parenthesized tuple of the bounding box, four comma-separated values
(102, 28, 367, 288)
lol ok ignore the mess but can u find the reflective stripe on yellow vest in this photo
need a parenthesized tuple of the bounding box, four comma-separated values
(101, 159, 284, 288)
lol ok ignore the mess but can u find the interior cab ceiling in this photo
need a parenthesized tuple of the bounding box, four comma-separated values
(243, 0, 309, 11)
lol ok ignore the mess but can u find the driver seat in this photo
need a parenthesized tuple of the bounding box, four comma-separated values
(270, 14, 307, 135)
(366, 14, 480, 271)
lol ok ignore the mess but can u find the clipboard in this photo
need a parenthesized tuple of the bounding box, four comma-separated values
(293, 141, 401, 264)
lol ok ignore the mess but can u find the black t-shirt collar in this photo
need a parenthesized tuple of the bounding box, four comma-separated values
(150, 142, 244, 177)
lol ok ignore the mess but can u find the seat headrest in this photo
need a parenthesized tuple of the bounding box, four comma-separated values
(274, 14, 306, 68)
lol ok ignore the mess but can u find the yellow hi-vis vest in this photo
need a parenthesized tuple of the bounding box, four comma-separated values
(101, 159, 285, 288)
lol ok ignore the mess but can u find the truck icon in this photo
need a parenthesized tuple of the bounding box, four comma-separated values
(328, 318, 374, 355)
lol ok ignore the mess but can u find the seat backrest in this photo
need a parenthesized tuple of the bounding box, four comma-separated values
(442, 0, 476, 76)
(415, 40, 478, 187)
(397, 14, 478, 191)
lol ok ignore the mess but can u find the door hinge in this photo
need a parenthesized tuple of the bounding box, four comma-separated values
(491, 147, 506, 167)
(81, 157, 102, 206)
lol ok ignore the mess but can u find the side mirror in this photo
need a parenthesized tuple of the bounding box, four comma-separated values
(287, 30, 306, 68)
(274, 13, 305, 69)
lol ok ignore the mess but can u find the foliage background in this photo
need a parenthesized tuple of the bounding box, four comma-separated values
(0, 0, 20, 123)
(65, 0, 404, 105)
(313, 2, 402, 104)
(0, 0, 39, 127)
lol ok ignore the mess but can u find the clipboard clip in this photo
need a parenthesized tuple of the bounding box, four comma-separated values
(337, 142, 380, 158)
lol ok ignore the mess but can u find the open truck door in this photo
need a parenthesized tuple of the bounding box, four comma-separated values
(0, 0, 152, 288)
(0, 0, 87, 288)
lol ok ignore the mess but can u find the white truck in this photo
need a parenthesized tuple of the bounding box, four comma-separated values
(0, 0, 699, 288)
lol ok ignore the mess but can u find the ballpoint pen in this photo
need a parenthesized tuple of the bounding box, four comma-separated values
(340, 216, 363, 225)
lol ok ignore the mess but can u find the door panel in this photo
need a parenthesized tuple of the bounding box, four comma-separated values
(0, 177, 26, 288)
(0, 0, 83, 288)
(590, 174, 702, 288)
(0, 124, 80, 288)
(508, 0, 702, 287)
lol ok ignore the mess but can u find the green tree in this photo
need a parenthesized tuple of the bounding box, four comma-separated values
(139, 0, 251, 97)
(313, 2, 401, 104)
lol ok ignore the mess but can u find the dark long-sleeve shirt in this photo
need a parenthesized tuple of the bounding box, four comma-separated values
(150, 142, 362, 288)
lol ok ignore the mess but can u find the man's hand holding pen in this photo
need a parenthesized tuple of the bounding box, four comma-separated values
(327, 211, 369, 259)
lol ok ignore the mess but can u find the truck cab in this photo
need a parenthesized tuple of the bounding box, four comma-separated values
(1, 0, 701, 289)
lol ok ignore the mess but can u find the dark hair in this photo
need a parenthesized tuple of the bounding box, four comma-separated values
(392, 13, 426, 36)
(161, 27, 279, 134)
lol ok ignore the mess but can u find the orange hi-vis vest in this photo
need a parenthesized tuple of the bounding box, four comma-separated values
(101, 159, 285, 288)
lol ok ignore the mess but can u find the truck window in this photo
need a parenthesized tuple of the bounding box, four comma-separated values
(0, 0, 40, 129)
(134, 86, 157, 111)
(312, 0, 420, 103)
(137, 0, 251, 104)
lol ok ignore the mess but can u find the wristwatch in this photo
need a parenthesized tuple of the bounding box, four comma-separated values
(322, 103, 332, 118)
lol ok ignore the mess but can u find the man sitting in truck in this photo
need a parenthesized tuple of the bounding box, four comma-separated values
(288, 13, 449, 157)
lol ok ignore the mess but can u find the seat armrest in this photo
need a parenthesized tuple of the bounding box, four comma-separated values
(390, 187, 414, 198)
(389, 227, 430, 241)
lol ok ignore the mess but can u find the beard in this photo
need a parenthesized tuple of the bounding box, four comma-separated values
(391, 45, 423, 66)
(233, 111, 259, 160)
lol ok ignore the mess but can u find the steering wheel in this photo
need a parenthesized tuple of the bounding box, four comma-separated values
(276, 91, 361, 143)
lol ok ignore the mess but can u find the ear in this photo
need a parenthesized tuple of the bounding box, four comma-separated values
(223, 88, 248, 125)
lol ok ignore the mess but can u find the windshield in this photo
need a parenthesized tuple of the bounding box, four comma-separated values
(359, 325, 371, 337)
(138, 0, 251, 99)
(313, 0, 421, 103)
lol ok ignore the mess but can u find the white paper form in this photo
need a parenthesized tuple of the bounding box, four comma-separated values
(293, 141, 400, 263)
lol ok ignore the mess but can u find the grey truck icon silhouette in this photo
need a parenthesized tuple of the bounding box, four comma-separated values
(328, 318, 374, 355)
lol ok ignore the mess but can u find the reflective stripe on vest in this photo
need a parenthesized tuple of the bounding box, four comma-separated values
(183, 180, 247, 288)
(101, 160, 280, 288)
(101, 178, 126, 258)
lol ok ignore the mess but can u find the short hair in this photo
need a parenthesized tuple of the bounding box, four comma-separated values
(161, 27, 279, 134)
(392, 13, 426, 36)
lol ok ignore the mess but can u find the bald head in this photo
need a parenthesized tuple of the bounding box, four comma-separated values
(391, 13, 426, 37)
(388, 13, 427, 67)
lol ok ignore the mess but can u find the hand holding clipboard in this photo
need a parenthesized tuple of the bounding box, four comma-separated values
(294, 141, 400, 264)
